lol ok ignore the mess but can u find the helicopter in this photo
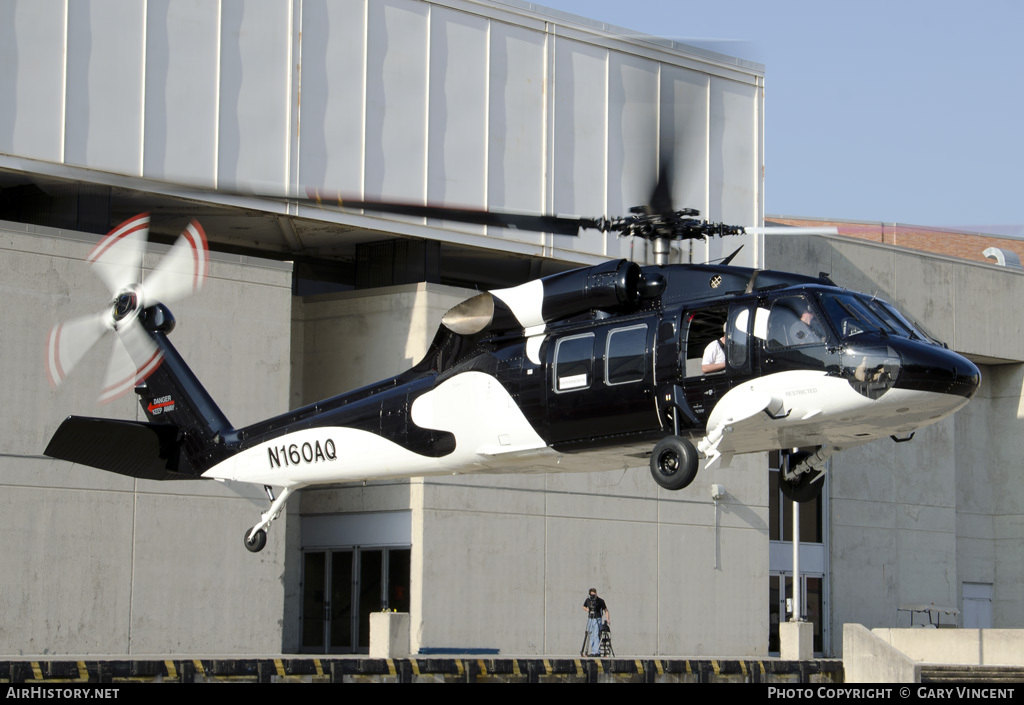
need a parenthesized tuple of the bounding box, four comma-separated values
(42, 171, 982, 553)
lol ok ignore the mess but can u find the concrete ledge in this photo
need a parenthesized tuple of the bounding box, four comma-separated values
(0, 657, 844, 684)
(843, 624, 919, 683)
(872, 628, 1024, 666)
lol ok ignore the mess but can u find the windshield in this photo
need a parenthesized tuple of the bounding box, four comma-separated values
(817, 292, 937, 343)
(818, 293, 890, 338)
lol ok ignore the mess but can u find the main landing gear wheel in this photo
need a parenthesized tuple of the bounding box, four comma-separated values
(650, 436, 699, 491)
(244, 528, 267, 553)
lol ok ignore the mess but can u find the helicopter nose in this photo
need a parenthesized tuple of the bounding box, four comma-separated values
(896, 341, 980, 399)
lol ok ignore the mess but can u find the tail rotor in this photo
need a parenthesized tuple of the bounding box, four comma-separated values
(46, 213, 210, 403)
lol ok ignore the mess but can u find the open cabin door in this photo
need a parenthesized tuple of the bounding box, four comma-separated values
(679, 301, 755, 425)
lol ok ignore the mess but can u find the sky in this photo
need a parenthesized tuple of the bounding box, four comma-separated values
(523, 0, 1024, 231)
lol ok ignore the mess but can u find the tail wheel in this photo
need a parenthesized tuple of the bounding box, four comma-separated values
(779, 450, 824, 503)
(650, 436, 699, 491)
(779, 468, 824, 503)
(244, 528, 267, 553)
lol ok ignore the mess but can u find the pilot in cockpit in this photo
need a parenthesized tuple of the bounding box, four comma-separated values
(787, 302, 826, 346)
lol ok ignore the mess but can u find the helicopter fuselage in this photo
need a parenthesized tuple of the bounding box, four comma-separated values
(193, 261, 980, 491)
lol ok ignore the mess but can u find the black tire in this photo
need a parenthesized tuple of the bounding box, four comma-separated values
(244, 528, 267, 553)
(779, 468, 824, 503)
(650, 436, 699, 491)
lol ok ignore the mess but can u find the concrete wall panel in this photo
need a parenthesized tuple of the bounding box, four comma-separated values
(893, 252, 954, 347)
(0, 470, 135, 655)
(954, 263, 1024, 362)
(418, 508, 546, 653)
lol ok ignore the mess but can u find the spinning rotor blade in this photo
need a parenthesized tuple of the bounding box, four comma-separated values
(646, 161, 676, 216)
(304, 188, 597, 236)
(142, 220, 209, 305)
(46, 312, 111, 387)
(99, 318, 162, 405)
(45, 214, 209, 404)
(87, 213, 149, 297)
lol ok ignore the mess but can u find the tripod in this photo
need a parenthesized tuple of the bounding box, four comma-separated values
(580, 621, 614, 657)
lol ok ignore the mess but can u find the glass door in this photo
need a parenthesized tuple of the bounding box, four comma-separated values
(301, 546, 410, 653)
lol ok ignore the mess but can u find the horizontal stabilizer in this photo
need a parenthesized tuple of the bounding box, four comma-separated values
(44, 416, 200, 481)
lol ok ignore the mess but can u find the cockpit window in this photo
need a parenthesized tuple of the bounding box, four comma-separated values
(818, 293, 938, 343)
(818, 293, 890, 339)
(765, 295, 828, 350)
(870, 300, 940, 344)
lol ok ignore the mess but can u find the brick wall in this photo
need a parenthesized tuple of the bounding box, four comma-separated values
(768, 217, 1024, 266)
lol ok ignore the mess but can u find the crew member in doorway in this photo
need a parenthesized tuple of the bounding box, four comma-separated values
(702, 325, 727, 373)
(582, 588, 610, 657)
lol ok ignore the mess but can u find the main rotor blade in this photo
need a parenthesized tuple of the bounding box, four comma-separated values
(647, 160, 675, 215)
(304, 189, 596, 236)
(46, 312, 111, 387)
(87, 213, 149, 297)
(744, 226, 839, 236)
(142, 220, 210, 305)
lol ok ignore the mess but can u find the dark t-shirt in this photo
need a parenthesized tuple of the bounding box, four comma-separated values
(584, 596, 607, 619)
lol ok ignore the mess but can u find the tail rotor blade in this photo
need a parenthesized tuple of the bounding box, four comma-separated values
(142, 220, 210, 306)
(46, 312, 112, 387)
(87, 214, 150, 297)
(98, 319, 163, 405)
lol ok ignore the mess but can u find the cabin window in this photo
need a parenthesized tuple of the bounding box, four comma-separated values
(605, 324, 647, 385)
(553, 333, 594, 392)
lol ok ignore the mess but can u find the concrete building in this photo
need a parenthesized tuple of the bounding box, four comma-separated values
(1, 0, 1019, 660)
(0, 0, 769, 656)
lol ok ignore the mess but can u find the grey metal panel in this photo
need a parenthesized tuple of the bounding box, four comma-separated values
(297, 0, 367, 194)
(710, 78, 758, 223)
(143, 0, 220, 185)
(217, 0, 292, 190)
(486, 20, 545, 213)
(1, 0, 766, 266)
(0, 0, 66, 163)
(552, 36, 607, 255)
(365, 0, 428, 202)
(302, 510, 412, 548)
(64, 0, 145, 175)
(427, 5, 488, 233)
(708, 77, 759, 267)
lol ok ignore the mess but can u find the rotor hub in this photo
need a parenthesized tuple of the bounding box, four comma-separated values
(111, 285, 143, 325)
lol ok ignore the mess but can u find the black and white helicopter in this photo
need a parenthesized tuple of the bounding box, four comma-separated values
(43, 171, 981, 552)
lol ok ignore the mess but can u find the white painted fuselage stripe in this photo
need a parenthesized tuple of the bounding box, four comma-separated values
(202, 371, 552, 487)
(491, 279, 545, 329)
(704, 370, 972, 454)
